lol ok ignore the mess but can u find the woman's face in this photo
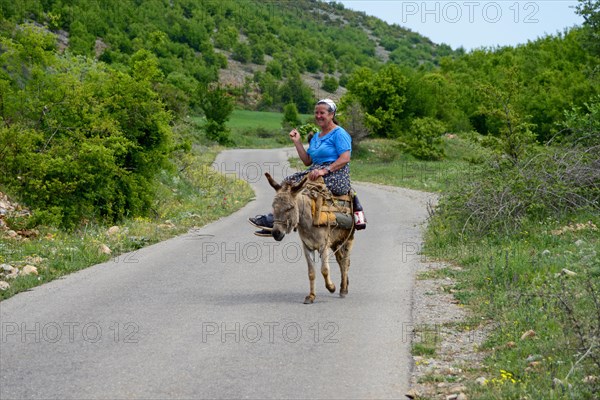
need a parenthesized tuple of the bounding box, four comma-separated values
(314, 104, 333, 128)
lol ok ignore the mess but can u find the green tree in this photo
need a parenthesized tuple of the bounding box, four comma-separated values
(401, 117, 446, 160)
(346, 64, 408, 138)
(130, 49, 164, 83)
(476, 69, 537, 163)
(577, 0, 600, 53)
(232, 42, 251, 63)
(282, 103, 301, 128)
(251, 44, 265, 64)
(68, 20, 94, 55)
(0, 26, 173, 228)
(199, 85, 234, 144)
(561, 95, 600, 146)
(254, 71, 280, 110)
(338, 98, 371, 144)
(213, 25, 238, 51)
(279, 73, 314, 114)
(266, 60, 283, 80)
(322, 75, 339, 92)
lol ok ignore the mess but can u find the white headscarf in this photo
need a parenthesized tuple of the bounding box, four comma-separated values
(317, 98, 337, 115)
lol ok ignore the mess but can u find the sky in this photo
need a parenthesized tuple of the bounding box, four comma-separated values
(337, 0, 584, 50)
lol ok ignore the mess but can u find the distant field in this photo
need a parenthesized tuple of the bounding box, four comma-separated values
(195, 110, 313, 148)
(229, 110, 313, 148)
(227, 110, 312, 130)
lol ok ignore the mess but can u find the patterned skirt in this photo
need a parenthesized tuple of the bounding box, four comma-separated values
(284, 163, 351, 196)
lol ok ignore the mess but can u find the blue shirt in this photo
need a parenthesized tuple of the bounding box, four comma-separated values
(307, 126, 352, 164)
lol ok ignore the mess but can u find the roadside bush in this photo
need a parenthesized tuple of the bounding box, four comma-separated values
(432, 97, 600, 236)
(204, 120, 232, 145)
(433, 142, 600, 237)
(0, 25, 173, 229)
(401, 117, 446, 160)
(561, 95, 600, 146)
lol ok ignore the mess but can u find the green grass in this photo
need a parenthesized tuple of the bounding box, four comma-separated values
(424, 212, 600, 399)
(226, 109, 304, 131)
(350, 137, 480, 192)
(194, 109, 313, 149)
(416, 267, 460, 281)
(412, 324, 441, 357)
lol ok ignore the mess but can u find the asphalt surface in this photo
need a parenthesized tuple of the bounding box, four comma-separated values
(0, 149, 435, 399)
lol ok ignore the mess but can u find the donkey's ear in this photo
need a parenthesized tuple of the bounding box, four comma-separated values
(265, 172, 281, 191)
(290, 175, 308, 195)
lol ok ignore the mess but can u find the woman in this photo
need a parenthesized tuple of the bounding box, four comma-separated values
(249, 98, 355, 236)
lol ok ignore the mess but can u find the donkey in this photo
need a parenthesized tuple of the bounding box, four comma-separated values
(265, 172, 355, 304)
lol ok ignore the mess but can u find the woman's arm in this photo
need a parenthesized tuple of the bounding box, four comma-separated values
(290, 129, 312, 166)
(308, 150, 351, 180)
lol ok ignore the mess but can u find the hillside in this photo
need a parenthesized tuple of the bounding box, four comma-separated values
(0, 0, 457, 111)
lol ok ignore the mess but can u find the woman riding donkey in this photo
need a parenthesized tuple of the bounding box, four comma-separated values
(249, 98, 366, 236)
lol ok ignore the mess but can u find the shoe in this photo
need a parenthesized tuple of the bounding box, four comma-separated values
(254, 229, 273, 237)
(248, 213, 274, 230)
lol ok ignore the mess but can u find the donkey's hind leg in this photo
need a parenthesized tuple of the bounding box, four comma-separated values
(303, 245, 317, 304)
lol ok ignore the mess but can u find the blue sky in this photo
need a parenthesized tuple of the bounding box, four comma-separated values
(338, 1, 584, 50)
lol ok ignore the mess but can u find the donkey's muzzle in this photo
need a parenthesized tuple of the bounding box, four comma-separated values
(272, 229, 285, 241)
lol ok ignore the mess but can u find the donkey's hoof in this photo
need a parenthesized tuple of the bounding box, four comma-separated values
(326, 284, 336, 293)
(339, 290, 348, 298)
(304, 295, 315, 304)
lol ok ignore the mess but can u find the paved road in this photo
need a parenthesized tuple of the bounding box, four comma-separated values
(0, 149, 435, 399)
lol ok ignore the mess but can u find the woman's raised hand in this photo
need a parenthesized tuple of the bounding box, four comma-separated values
(289, 128, 301, 143)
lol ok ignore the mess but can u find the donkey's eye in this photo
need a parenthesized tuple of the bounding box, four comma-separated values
(275, 205, 294, 214)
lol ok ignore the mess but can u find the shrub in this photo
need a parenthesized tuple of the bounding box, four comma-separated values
(204, 120, 232, 145)
(433, 143, 600, 237)
(278, 73, 315, 114)
(199, 85, 234, 145)
(0, 27, 172, 228)
(401, 117, 446, 160)
(432, 95, 600, 238)
(322, 75, 338, 92)
(265, 60, 282, 80)
(561, 95, 600, 146)
(232, 42, 251, 63)
(282, 103, 301, 128)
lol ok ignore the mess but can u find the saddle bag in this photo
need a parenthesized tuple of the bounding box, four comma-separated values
(304, 179, 354, 229)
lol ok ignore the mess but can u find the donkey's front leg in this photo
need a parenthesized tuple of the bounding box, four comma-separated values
(303, 245, 317, 304)
(320, 246, 336, 294)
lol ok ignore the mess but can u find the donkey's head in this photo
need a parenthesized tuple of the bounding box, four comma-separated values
(265, 172, 307, 241)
